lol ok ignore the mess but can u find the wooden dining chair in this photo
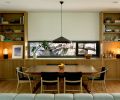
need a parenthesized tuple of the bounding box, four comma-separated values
(88, 67, 108, 92)
(64, 72, 83, 93)
(40, 72, 59, 93)
(16, 67, 35, 93)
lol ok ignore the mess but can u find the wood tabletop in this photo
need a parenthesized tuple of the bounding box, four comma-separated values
(26, 65, 97, 74)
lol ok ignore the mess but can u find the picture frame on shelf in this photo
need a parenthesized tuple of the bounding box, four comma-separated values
(12, 45, 23, 59)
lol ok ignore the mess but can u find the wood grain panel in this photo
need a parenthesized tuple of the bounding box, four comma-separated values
(0, 59, 120, 80)
(24, 59, 120, 80)
(104, 59, 119, 80)
(0, 59, 24, 80)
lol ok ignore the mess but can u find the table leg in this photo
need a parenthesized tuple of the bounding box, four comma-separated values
(82, 81, 91, 93)
(32, 81, 41, 93)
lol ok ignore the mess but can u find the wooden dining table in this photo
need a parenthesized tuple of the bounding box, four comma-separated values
(26, 65, 97, 74)
(25, 65, 97, 93)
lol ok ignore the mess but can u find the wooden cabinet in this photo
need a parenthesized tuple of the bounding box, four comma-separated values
(99, 11, 120, 80)
(22, 59, 120, 80)
(0, 59, 119, 80)
(0, 11, 28, 59)
(103, 59, 120, 80)
(100, 11, 120, 58)
(0, 59, 24, 80)
(24, 59, 102, 68)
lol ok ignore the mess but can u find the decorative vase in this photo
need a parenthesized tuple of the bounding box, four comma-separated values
(85, 54, 92, 59)
(33, 53, 37, 59)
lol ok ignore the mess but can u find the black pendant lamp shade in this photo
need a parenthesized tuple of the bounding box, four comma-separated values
(53, 1, 70, 43)
(53, 36, 71, 43)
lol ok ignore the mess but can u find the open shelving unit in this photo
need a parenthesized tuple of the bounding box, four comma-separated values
(0, 11, 28, 59)
(100, 11, 120, 59)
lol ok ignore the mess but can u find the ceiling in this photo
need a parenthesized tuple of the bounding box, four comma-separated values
(0, 0, 120, 12)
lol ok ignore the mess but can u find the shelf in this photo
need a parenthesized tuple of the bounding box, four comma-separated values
(0, 11, 27, 59)
(104, 32, 120, 34)
(103, 41, 120, 43)
(0, 24, 24, 26)
(0, 32, 24, 34)
(104, 23, 120, 26)
(0, 41, 24, 43)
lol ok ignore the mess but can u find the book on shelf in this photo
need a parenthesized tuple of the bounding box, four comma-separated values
(0, 16, 3, 24)
(20, 16, 24, 24)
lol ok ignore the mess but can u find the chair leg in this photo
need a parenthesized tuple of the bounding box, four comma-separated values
(29, 81, 32, 93)
(41, 80, 42, 93)
(80, 79, 82, 92)
(64, 78, 66, 93)
(101, 81, 104, 91)
(42, 85, 44, 93)
(103, 80, 107, 92)
(16, 82, 20, 92)
(91, 80, 94, 93)
(58, 79, 59, 93)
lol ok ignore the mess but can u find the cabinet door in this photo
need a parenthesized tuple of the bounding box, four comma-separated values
(104, 59, 118, 80)
(10, 59, 24, 79)
(0, 60, 24, 80)
(0, 60, 10, 79)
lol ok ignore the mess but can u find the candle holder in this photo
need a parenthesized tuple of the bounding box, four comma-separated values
(4, 54, 8, 59)
(3, 48, 8, 59)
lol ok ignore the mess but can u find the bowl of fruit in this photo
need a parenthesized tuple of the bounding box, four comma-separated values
(58, 63, 64, 70)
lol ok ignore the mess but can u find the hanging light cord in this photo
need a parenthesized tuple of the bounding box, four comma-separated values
(60, 1, 63, 37)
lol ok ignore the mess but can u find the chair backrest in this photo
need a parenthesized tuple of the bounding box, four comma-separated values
(64, 72, 82, 81)
(100, 67, 108, 80)
(41, 72, 59, 81)
(16, 67, 24, 80)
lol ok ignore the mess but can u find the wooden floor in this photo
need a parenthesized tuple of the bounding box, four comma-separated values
(0, 80, 120, 93)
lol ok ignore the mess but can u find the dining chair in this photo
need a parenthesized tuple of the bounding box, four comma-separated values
(40, 72, 59, 93)
(88, 67, 108, 92)
(16, 67, 34, 93)
(64, 72, 83, 93)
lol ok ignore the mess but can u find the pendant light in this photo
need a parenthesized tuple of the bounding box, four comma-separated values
(53, 1, 71, 43)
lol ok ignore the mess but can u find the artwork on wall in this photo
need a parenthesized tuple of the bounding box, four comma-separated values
(76, 41, 100, 57)
(28, 41, 100, 58)
(12, 45, 23, 59)
(28, 41, 76, 57)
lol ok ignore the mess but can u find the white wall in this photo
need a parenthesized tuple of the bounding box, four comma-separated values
(28, 12, 99, 41)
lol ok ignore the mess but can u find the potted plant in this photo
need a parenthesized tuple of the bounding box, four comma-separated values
(41, 41, 50, 56)
(41, 40, 49, 50)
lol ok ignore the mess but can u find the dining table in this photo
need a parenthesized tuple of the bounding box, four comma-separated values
(25, 64, 97, 93)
